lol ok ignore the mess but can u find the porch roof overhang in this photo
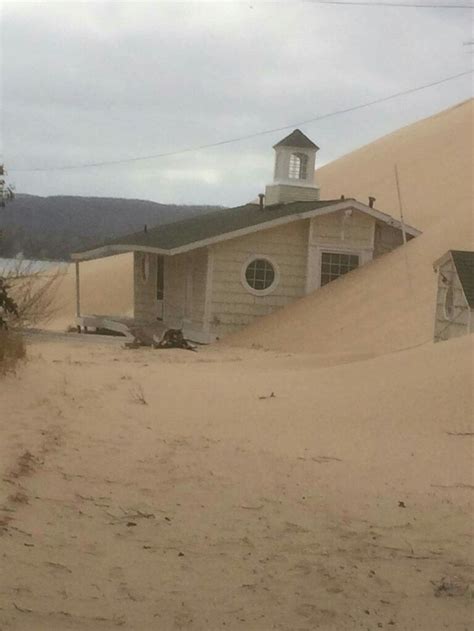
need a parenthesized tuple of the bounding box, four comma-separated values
(71, 198, 421, 262)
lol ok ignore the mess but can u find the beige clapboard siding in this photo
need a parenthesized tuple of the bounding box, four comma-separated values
(312, 210, 374, 248)
(212, 280, 305, 298)
(210, 220, 309, 336)
(189, 249, 208, 327)
(374, 222, 404, 257)
(213, 256, 307, 272)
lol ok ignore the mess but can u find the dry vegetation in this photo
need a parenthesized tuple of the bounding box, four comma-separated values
(0, 329, 26, 376)
(0, 261, 62, 375)
(3, 260, 63, 328)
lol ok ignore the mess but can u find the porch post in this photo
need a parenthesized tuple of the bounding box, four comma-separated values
(75, 261, 81, 320)
(203, 247, 214, 335)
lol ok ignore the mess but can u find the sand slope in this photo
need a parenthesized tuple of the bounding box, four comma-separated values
(228, 100, 473, 355)
(46, 253, 134, 331)
(316, 99, 473, 231)
(0, 334, 472, 630)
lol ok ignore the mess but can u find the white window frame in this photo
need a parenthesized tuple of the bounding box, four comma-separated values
(320, 250, 360, 287)
(288, 152, 308, 180)
(305, 242, 372, 293)
(241, 255, 280, 297)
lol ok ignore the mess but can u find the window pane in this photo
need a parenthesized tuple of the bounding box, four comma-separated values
(320, 252, 359, 286)
(245, 259, 276, 291)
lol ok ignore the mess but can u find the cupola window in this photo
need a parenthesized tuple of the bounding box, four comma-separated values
(288, 153, 308, 180)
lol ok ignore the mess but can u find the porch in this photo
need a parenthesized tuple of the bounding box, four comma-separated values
(73, 248, 213, 344)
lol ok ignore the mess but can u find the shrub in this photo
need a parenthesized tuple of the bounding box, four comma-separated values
(0, 277, 18, 329)
(0, 277, 25, 375)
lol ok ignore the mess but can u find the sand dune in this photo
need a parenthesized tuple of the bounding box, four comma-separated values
(316, 99, 473, 231)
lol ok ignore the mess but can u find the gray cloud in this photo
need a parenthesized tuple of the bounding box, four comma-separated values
(1, 1, 471, 206)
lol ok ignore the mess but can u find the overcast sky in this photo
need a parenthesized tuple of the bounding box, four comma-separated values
(1, 1, 472, 206)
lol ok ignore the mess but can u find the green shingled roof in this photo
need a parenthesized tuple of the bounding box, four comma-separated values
(273, 129, 319, 150)
(451, 250, 474, 307)
(76, 199, 344, 255)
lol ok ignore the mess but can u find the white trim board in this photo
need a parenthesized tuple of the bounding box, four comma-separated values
(72, 200, 421, 262)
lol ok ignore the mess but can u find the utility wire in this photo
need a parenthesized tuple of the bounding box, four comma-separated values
(10, 69, 473, 173)
(307, 1, 473, 8)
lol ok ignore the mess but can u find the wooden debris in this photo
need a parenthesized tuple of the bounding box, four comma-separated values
(153, 329, 196, 351)
(258, 392, 275, 400)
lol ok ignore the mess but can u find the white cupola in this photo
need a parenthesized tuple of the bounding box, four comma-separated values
(265, 129, 320, 206)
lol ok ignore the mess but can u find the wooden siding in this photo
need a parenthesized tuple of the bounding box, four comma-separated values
(373, 223, 404, 257)
(265, 183, 320, 206)
(434, 257, 472, 342)
(311, 209, 374, 247)
(210, 220, 309, 337)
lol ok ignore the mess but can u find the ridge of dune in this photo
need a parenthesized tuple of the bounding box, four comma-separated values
(316, 98, 473, 230)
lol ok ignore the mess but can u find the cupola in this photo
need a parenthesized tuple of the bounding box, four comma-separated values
(265, 129, 320, 205)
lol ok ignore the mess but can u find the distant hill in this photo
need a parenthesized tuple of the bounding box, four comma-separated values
(0, 194, 220, 260)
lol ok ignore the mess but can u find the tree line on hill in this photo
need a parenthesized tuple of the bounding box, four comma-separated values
(0, 194, 220, 261)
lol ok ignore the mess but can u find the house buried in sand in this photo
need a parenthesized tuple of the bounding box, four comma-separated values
(72, 129, 421, 342)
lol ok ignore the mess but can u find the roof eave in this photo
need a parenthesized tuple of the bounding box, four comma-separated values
(71, 243, 171, 262)
(72, 199, 421, 262)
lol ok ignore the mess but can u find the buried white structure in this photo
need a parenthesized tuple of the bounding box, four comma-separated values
(433, 250, 474, 342)
(72, 129, 420, 342)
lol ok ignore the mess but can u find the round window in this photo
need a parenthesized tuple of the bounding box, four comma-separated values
(444, 284, 454, 320)
(244, 258, 276, 292)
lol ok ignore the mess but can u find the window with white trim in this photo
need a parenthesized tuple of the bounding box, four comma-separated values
(288, 153, 308, 180)
(245, 258, 276, 291)
(321, 252, 359, 286)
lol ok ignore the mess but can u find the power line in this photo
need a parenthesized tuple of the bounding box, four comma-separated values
(10, 69, 473, 173)
(307, 1, 474, 8)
